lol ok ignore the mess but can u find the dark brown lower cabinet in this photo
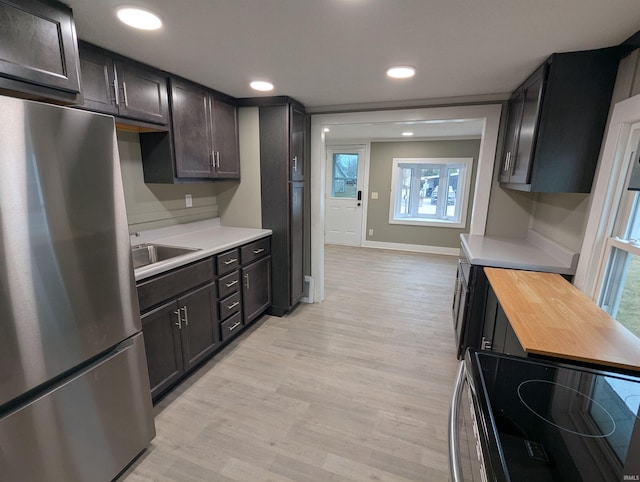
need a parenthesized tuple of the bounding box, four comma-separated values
(242, 255, 272, 324)
(138, 236, 272, 401)
(179, 284, 220, 369)
(141, 282, 219, 401)
(482, 285, 527, 357)
(290, 183, 304, 309)
(141, 300, 183, 400)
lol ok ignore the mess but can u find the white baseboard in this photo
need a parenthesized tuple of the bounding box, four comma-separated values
(359, 240, 459, 256)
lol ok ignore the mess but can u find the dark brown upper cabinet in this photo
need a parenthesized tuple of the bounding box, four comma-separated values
(290, 104, 305, 181)
(211, 96, 241, 178)
(170, 80, 212, 178)
(0, 0, 81, 103)
(77, 42, 169, 126)
(499, 48, 621, 193)
(140, 77, 239, 183)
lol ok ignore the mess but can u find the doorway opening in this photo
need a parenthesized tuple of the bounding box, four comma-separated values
(310, 104, 503, 303)
(325, 145, 367, 246)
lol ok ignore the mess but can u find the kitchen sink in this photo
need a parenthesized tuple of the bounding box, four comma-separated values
(132, 243, 200, 269)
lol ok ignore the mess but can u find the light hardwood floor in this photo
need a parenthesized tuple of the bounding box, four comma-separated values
(119, 245, 459, 482)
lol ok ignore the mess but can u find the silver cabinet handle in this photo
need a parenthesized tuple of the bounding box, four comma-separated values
(122, 81, 129, 107)
(210, 151, 215, 168)
(506, 151, 515, 172)
(225, 279, 238, 288)
(224, 258, 237, 265)
(216, 151, 220, 168)
(252, 248, 264, 254)
(292, 192, 298, 205)
(112, 80, 119, 105)
(181, 306, 189, 326)
(293, 156, 298, 172)
(244, 273, 250, 289)
(228, 321, 241, 331)
(174, 309, 182, 330)
(226, 301, 240, 310)
(448, 362, 465, 482)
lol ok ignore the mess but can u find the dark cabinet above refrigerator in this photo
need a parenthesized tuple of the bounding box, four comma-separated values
(0, 0, 82, 103)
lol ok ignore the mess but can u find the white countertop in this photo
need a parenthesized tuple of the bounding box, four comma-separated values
(132, 219, 271, 281)
(460, 230, 579, 275)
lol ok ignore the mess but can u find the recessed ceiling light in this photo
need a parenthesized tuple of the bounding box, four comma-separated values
(116, 6, 162, 30)
(250, 81, 274, 92)
(386, 66, 416, 79)
(402, 131, 414, 136)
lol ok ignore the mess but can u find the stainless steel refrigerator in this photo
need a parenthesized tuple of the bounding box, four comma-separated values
(0, 96, 155, 481)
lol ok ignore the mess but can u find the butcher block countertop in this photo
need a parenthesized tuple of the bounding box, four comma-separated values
(484, 267, 640, 372)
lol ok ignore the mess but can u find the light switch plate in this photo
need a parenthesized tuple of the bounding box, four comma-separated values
(371, 192, 378, 199)
(185, 194, 193, 207)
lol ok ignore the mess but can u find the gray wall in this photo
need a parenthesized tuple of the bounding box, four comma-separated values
(366, 139, 481, 248)
(530, 193, 590, 252)
(216, 107, 262, 228)
(484, 157, 590, 251)
(118, 131, 219, 232)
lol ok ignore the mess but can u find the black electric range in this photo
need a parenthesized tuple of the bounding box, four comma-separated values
(460, 350, 640, 482)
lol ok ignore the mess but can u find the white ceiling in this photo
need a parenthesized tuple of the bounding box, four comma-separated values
(65, 0, 640, 111)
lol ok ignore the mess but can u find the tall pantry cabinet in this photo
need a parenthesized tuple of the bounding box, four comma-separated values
(256, 98, 306, 316)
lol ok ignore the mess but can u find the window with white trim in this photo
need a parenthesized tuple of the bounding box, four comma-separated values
(389, 157, 472, 228)
(598, 126, 640, 339)
(599, 189, 640, 338)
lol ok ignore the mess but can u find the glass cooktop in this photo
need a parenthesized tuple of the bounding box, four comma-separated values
(472, 351, 640, 482)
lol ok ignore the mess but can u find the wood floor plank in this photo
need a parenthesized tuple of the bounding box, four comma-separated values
(118, 245, 459, 481)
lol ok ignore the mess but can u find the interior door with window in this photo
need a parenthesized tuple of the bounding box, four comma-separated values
(325, 146, 366, 245)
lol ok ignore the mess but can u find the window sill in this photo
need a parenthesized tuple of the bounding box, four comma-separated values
(389, 217, 465, 229)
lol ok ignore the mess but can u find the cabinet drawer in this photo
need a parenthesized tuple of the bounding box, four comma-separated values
(218, 270, 240, 299)
(219, 291, 241, 321)
(137, 258, 214, 313)
(217, 248, 239, 276)
(220, 312, 243, 342)
(241, 237, 271, 265)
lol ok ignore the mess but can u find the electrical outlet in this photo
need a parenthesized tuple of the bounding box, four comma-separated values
(371, 192, 378, 199)
(368, 229, 374, 236)
(185, 194, 193, 207)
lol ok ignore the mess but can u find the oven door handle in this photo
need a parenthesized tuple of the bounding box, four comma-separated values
(448, 361, 465, 482)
